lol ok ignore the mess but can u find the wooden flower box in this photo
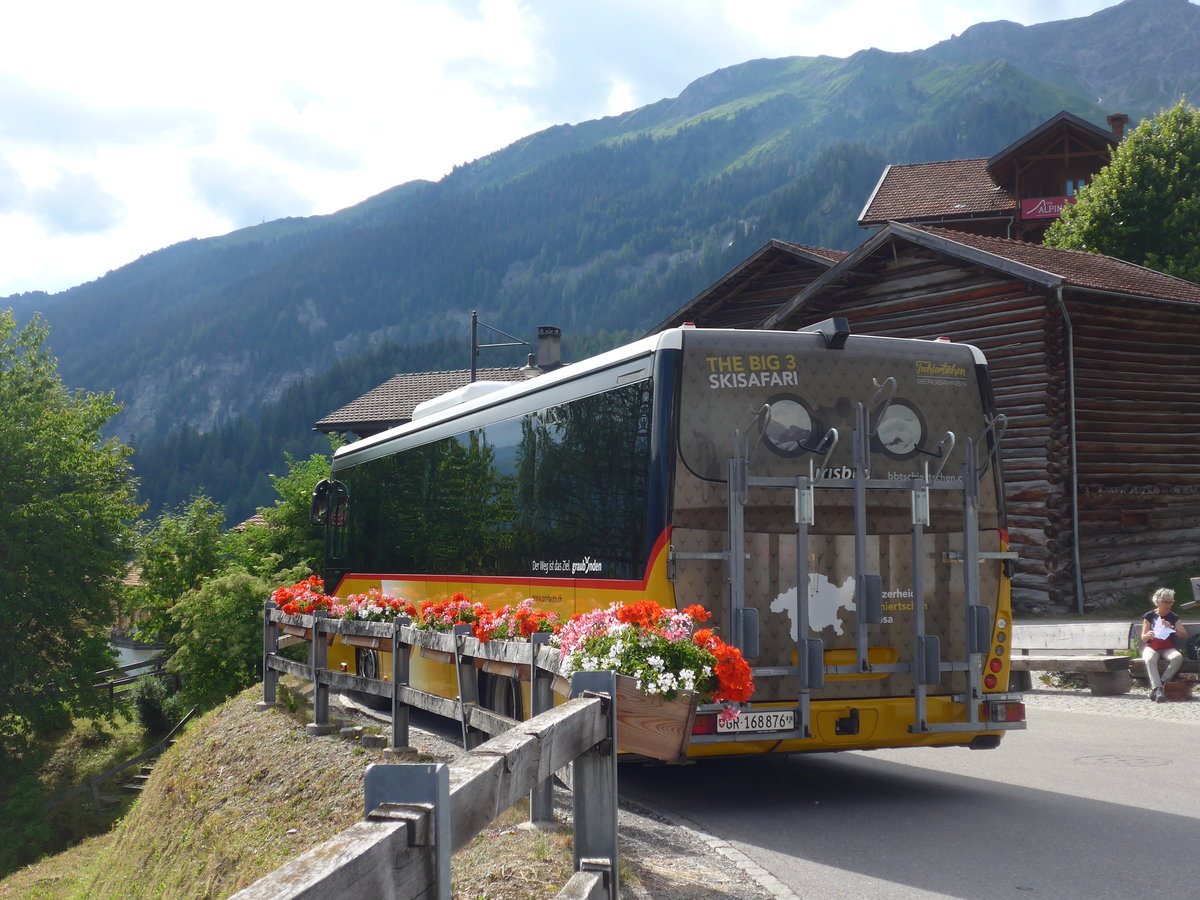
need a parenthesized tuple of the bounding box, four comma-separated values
(613, 673, 697, 762)
(476, 658, 532, 680)
(341, 633, 390, 652)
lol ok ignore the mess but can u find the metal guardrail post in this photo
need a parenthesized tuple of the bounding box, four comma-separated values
(258, 602, 282, 711)
(528, 632, 556, 826)
(364, 763, 450, 900)
(453, 623, 483, 749)
(569, 671, 619, 900)
(389, 617, 413, 753)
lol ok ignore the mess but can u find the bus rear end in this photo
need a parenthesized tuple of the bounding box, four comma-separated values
(667, 322, 1025, 756)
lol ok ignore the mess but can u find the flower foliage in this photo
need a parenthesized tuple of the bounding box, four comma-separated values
(271, 575, 330, 616)
(411, 593, 492, 632)
(271, 582, 563, 640)
(555, 600, 753, 708)
(272, 576, 417, 622)
(473, 598, 561, 642)
(331, 588, 415, 622)
(413, 593, 561, 642)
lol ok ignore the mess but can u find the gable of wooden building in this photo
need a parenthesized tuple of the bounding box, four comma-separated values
(673, 222, 1200, 613)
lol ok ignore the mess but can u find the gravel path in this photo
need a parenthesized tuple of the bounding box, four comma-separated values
(1020, 681, 1200, 720)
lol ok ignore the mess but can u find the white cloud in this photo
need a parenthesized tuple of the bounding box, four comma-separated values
(30, 173, 125, 236)
(190, 157, 312, 227)
(0, 156, 26, 212)
(0, 0, 1130, 297)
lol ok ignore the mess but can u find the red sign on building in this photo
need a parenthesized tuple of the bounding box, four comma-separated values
(1020, 196, 1075, 220)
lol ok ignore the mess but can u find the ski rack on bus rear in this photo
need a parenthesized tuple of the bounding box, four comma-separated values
(684, 374, 1021, 746)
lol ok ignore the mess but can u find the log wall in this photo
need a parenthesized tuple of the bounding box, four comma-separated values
(781, 244, 1200, 611)
(790, 247, 1072, 611)
(1067, 294, 1200, 604)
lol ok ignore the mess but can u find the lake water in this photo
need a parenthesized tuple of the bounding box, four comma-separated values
(112, 643, 164, 668)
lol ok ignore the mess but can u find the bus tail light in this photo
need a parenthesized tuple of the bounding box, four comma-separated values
(692, 713, 717, 735)
(982, 699, 1026, 723)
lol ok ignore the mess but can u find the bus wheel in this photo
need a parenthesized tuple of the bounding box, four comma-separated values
(353, 648, 391, 711)
(480, 673, 523, 720)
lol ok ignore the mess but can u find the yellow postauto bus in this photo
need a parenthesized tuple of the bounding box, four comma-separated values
(318, 320, 1025, 757)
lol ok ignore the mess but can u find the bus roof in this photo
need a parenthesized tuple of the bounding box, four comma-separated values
(331, 325, 988, 464)
(332, 329, 681, 463)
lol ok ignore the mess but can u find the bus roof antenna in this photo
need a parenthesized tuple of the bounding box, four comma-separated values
(802, 317, 851, 349)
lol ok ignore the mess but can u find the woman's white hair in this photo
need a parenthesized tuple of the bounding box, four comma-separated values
(1153, 587, 1176, 603)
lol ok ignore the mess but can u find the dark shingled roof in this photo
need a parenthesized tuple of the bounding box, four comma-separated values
(859, 159, 1016, 226)
(912, 225, 1200, 305)
(647, 239, 848, 333)
(314, 367, 530, 433)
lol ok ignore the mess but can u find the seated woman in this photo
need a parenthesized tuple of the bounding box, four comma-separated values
(1141, 587, 1188, 702)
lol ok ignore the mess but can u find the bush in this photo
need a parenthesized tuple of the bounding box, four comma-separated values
(168, 571, 274, 705)
(0, 775, 49, 876)
(130, 676, 173, 736)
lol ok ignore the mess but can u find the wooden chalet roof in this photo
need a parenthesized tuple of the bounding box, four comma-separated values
(313, 367, 530, 434)
(859, 111, 1120, 229)
(912, 226, 1200, 305)
(647, 239, 847, 334)
(763, 221, 1200, 329)
(986, 110, 1117, 187)
(858, 158, 1016, 227)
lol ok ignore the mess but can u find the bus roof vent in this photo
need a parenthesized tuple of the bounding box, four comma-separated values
(411, 381, 513, 420)
(801, 316, 851, 349)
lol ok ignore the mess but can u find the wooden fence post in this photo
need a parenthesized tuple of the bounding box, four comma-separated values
(306, 611, 337, 736)
(569, 670, 619, 900)
(528, 632, 556, 826)
(257, 602, 282, 712)
(388, 617, 413, 755)
(453, 623, 483, 749)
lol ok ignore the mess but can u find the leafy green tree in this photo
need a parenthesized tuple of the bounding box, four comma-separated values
(0, 311, 142, 755)
(1045, 100, 1200, 283)
(236, 451, 332, 577)
(128, 494, 226, 643)
(167, 570, 278, 704)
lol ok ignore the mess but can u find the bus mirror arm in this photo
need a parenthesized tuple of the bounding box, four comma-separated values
(311, 479, 333, 525)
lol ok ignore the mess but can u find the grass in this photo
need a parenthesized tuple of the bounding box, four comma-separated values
(0, 680, 581, 900)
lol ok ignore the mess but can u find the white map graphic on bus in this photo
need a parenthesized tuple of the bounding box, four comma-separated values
(770, 574, 857, 637)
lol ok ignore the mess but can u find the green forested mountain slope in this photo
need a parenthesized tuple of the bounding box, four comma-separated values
(920, 0, 1200, 120)
(4, 0, 1197, 524)
(23, 57, 1106, 446)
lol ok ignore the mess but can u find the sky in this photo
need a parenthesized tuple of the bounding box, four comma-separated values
(0, 0, 1131, 297)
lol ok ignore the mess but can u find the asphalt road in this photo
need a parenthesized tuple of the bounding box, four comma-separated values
(619, 689, 1200, 899)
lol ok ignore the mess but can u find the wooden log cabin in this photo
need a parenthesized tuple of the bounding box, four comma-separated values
(657, 221, 1200, 613)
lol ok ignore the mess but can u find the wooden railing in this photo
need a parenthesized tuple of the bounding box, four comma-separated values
(45, 705, 199, 809)
(91, 653, 176, 712)
(245, 605, 620, 900)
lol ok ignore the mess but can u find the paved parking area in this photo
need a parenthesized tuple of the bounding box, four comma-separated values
(1021, 682, 1200, 721)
